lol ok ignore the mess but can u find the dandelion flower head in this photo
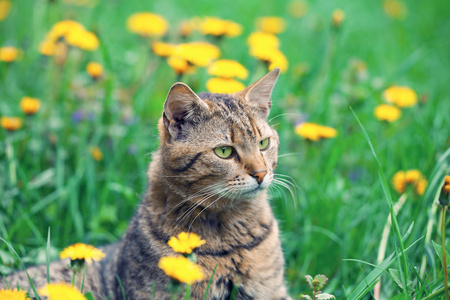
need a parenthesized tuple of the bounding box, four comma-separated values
(86, 62, 103, 78)
(168, 232, 206, 254)
(267, 48, 288, 72)
(295, 122, 338, 141)
(332, 9, 345, 27)
(383, 86, 417, 108)
(65, 28, 100, 51)
(374, 104, 401, 122)
(256, 17, 286, 35)
(59, 243, 105, 264)
(383, 0, 407, 19)
(0, 0, 12, 21)
(90, 147, 104, 161)
(126, 12, 168, 37)
(152, 41, 175, 57)
(1, 117, 22, 131)
(199, 17, 242, 37)
(174, 42, 220, 67)
(20, 97, 41, 115)
(207, 77, 246, 94)
(208, 60, 248, 80)
(38, 283, 86, 300)
(443, 175, 450, 195)
(247, 32, 280, 49)
(0, 46, 20, 62)
(158, 256, 204, 285)
(0, 289, 30, 300)
(167, 56, 193, 75)
(392, 170, 427, 195)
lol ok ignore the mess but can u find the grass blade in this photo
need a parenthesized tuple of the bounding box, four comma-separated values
(203, 264, 218, 300)
(46, 227, 50, 284)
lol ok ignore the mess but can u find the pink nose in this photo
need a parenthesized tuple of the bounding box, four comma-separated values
(250, 170, 267, 184)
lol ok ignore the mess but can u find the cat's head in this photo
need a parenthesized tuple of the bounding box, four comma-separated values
(156, 68, 280, 210)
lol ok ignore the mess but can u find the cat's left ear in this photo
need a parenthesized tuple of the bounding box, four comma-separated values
(241, 67, 280, 119)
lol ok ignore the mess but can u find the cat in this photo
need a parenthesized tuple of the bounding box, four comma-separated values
(1, 67, 292, 300)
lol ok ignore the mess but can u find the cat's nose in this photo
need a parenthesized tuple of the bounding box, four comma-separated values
(250, 170, 267, 184)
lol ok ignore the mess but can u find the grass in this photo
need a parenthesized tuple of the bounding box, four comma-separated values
(1, 0, 450, 298)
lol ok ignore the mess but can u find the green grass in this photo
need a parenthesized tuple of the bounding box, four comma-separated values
(1, 0, 450, 298)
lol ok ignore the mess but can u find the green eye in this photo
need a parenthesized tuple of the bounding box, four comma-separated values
(259, 138, 270, 150)
(214, 146, 234, 159)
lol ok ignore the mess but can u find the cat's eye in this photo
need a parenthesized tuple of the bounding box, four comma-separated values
(214, 146, 235, 159)
(259, 138, 270, 150)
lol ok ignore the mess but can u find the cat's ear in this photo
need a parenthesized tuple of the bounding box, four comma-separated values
(163, 82, 209, 138)
(241, 67, 280, 119)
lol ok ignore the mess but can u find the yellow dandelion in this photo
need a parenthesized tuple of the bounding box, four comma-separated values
(383, 0, 407, 20)
(442, 175, 450, 195)
(126, 12, 168, 37)
(90, 147, 104, 161)
(332, 9, 345, 27)
(39, 283, 86, 300)
(0, 0, 11, 21)
(206, 77, 246, 94)
(20, 97, 41, 115)
(167, 56, 193, 75)
(383, 86, 417, 107)
(256, 17, 286, 35)
(173, 42, 220, 67)
(39, 40, 56, 56)
(152, 41, 175, 58)
(247, 32, 280, 49)
(208, 59, 248, 80)
(65, 28, 100, 51)
(199, 17, 242, 37)
(59, 243, 105, 264)
(0, 46, 20, 62)
(294, 122, 338, 141)
(47, 20, 85, 42)
(0, 288, 30, 300)
(392, 170, 427, 195)
(288, 0, 309, 18)
(158, 256, 204, 285)
(1, 117, 22, 131)
(267, 48, 288, 72)
(168, 232, 206, 254)
(86, 62, 103, 79)
(374, 104, 401, 122)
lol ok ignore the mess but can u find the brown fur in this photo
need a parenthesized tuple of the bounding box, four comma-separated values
(1, 68, 291, 299)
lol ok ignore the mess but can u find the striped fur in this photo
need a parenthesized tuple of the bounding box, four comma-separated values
(1, 68, 291, 299)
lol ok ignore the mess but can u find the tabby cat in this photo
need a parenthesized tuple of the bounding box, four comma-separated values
(1, 68, 291, 299)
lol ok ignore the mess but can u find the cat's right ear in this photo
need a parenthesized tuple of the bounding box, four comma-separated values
(163, 82, 209, 138)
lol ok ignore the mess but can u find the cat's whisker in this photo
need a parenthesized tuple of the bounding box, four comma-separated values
(277, 152, 301, 158)
(272, 178, 297, 209)
(267, 112, 304, 123)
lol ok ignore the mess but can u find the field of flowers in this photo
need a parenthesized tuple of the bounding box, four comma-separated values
(1, 0, 449, 299)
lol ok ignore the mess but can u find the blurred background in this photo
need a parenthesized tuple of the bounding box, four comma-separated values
(1, 0, 449, 298)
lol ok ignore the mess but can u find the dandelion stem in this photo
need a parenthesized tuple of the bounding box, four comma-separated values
(71, 270, 77, 287)
(5, 135, 17, 186)
(441, 206, 449, 300)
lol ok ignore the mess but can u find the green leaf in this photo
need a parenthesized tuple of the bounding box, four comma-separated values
(388, 269, 412, 290)
(84, 291, 95, 300)
(390, 293, 408, 300)
(432, 240, 450, 267)
(305, 275, 314, 289)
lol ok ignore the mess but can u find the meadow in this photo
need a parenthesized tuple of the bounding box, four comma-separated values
(1, 0, 450, 299)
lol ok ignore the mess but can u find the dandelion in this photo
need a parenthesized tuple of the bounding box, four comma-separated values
(208, 59, 248, 80)
(383, 86, 417, 107)
(173, 42, 220, 67)
(65, 28, 100, 51)
(158, 256, 204, 285)
(0, 46, 20, 62)
(39, 40, 56, 56)
(247, 32, 280, 49)
(439, 175, 450, 206)
(1, 117, 22, 131)
(295, 122, 338, 141)
(152, 41, 175, 57)
(59, 243, 105, 264)
(383, 0, 407, 19)
(38, 283, 86, 300)
(374, 104, 401, 122)
(0, 0, 11, 21)
(267, 48, 288, 72)
(332, 9, 345, 27)
(43, 20, 99, 52)
(167, 56, 193, 75)
(207, 77, 245, 94)
(90, 147, 104, 161)
(288, 0, 309, 18)
(256, 17, 286, 35)
(0, 288, 30, 300)
(392, 170, 428, 195)
(126, 12, 168, 37)
(199, 17, 242, 38)
(168, 232, 206, 254)
(86, 62, 103, 79)
(20, 97, 41, 115)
